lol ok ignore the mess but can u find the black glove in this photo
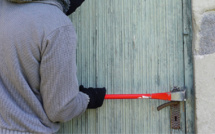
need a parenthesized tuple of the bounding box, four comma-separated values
(66, 0, 85, 15)
(79, 85, 106, 109)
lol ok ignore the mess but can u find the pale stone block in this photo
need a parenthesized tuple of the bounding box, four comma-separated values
(195, 54, 215, 133)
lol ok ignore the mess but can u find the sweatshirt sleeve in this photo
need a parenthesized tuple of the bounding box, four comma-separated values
(40, 25, 89, 123)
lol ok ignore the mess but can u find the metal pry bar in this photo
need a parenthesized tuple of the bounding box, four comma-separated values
(171, 89, 186, 101)
(104, 88, 186, 101)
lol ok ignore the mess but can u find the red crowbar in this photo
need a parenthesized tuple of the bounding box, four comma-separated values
(105, 90, 186, 101)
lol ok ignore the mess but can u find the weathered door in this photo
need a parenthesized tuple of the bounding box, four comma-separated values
(58, 0, 194, 133)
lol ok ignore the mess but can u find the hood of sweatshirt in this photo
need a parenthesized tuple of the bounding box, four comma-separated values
(6, 0, 70, 13)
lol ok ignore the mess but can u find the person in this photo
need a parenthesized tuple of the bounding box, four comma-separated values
(0, 0, 106, 133)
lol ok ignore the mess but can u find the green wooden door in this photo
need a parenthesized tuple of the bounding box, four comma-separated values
(58, 0, 194, 133)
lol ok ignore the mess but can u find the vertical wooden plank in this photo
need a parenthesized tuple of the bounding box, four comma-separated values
(166, 0, 185, 134)
(183, 0, 195, 133)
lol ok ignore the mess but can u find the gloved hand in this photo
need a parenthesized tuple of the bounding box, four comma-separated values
(66, 0, 85, 15)
(79, 85, 106, 109)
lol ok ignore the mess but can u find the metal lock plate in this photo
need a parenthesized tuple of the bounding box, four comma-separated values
(170, 102, 180, 129)
(170, 87, 181, 129)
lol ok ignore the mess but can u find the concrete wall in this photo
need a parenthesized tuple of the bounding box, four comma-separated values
(192, 0, 215, 133)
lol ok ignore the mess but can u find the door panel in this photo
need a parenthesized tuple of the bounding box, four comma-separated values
(58, 0, 193, 133)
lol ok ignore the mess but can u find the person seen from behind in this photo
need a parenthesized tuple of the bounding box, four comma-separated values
(0, 0, 106, 133)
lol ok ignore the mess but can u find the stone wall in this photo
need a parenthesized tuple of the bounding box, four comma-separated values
(192, 0, 215, 133)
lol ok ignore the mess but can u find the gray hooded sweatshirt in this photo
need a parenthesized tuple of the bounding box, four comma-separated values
(0, 0, 89, 133)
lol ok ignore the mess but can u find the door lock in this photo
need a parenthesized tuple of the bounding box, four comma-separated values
(157, 87, 186, 129)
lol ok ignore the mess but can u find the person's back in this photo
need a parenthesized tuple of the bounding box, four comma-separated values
(0, 0, 90, 133)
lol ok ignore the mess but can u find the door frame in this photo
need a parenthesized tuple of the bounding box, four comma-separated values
(183, 0, 195, 133)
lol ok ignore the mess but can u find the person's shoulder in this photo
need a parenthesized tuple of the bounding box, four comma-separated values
(37, 2, 71, 25)
(22, 2, 72, 31)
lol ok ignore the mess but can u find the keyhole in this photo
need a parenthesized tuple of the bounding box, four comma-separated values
(175, 116, 177, 121)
